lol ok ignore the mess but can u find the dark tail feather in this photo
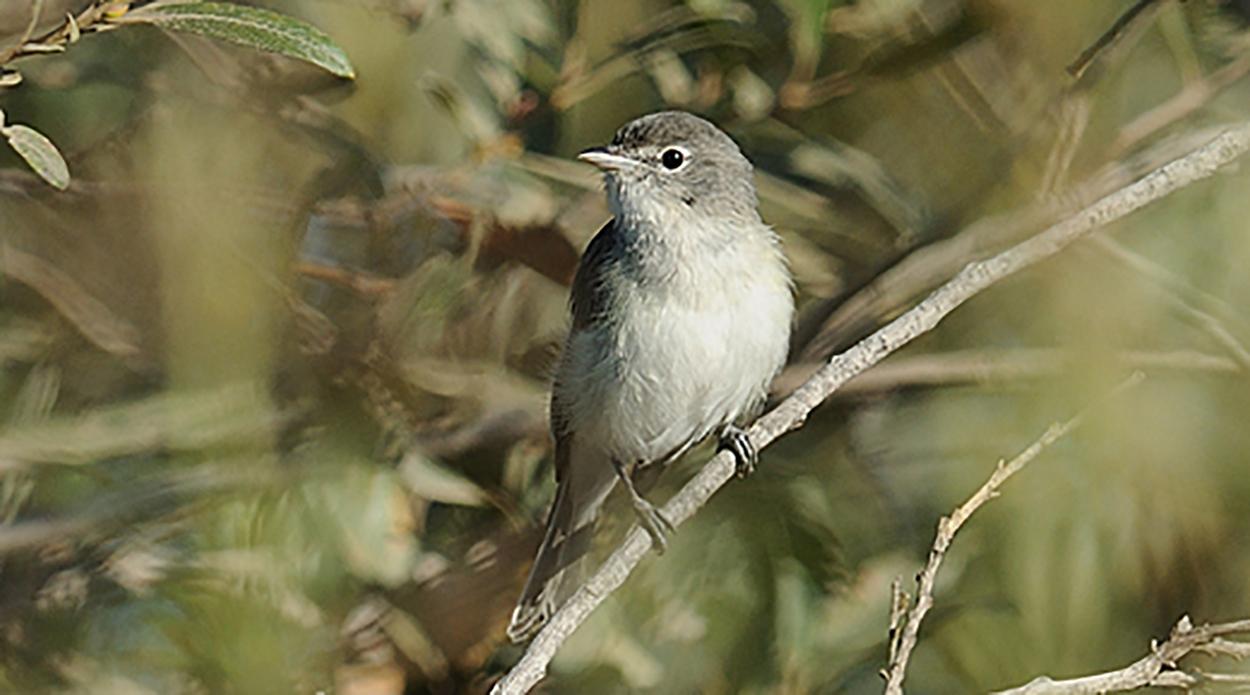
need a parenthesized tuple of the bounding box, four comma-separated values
(506, 482, 597, 642)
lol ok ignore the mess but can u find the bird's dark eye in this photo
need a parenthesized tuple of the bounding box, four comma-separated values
(661, 148, 685, 170)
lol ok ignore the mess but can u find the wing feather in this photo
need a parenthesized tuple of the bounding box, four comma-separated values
(550, 220, 621, 482)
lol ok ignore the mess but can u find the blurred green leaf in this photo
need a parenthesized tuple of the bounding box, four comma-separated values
(2, 122, 69, 190)
(126, 2, 356, 79)
(315, 464, 418, 585)
(4, 2, 1250, 692)
(0, 382, 283, 467)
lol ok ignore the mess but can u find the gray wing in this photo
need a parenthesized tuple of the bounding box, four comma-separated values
(568, 219, 622, 333)
(549, 219, 621, 470)
(509, 222, 623, 639)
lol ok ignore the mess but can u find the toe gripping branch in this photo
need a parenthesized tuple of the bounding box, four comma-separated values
(719, 424, 757, 479)
(613, 460, 675, 553)
(611, 424, 758, 555)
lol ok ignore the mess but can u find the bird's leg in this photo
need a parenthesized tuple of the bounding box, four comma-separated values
(718, 424, 757, 479)
(613, 460, 674, 553)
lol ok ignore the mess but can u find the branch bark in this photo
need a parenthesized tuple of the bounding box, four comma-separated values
(995, 616, 1250, 694)
(490, 120, 1250, 695)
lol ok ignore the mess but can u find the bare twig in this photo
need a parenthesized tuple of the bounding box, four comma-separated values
(1113, 51, 1250, 157)
(775, 348, 1234, 398)
(490, 122, 1250, 695)
(880, 372, 1144, 694)
(1067, 0, 1167, 79)
(1090, 236, 1249, 332)
(294, 261, 397, 297)
(1087, 236, 1250, 370)
(885, 577, 908, 668)
(0, 1, 118, 76)
(995, 615, 1250, 694)
(0, 0, 46, 65)
(1039, 94, 1093, 196)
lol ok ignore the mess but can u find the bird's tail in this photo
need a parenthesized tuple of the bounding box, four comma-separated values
(507, 465, 613, 643)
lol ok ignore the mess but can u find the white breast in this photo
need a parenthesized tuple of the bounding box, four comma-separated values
(562, 227, 792, 465)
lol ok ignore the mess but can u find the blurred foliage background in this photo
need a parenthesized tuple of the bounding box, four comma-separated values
(2, 0, 1250, 693)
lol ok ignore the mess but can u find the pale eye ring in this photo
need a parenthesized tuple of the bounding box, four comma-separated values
(660, 148, 685, 170)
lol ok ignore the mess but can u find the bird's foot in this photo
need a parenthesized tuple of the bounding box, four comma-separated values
(506, 596, 554, 644)
(614, 459, 676, 553)
(629, 495, 675, 553)
(719, 425, 757, 479)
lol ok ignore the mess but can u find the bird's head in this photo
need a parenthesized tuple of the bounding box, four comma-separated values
(579, 111, 760, 225)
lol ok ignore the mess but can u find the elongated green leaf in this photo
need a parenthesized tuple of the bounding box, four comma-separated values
(0, 382, 283, 466)
(130, 2, 355, 79)
(4, 124, 69, 190)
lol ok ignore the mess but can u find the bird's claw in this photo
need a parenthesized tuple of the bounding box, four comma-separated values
(719, 425, 757, 479)
(631, 497, 675, 553)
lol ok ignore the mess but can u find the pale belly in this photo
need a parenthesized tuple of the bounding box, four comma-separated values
(560, 269, 792, 465)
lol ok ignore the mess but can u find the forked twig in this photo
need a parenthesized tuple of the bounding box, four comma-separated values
(880, 373, 1145, 693)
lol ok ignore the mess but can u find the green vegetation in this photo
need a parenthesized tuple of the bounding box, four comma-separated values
(1, 1, 1249, 693)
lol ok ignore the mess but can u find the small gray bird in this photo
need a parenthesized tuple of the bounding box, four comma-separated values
(507, 111, 793, 642)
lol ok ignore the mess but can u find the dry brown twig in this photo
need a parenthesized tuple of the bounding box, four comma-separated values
(1067, 0, 1168, 79)
(0, 1, 121, 79)
(491, 122, 1250, 695)
(995, 616, 1250, 694)
(880, 372, 1145, 694)
(0, 0, 47, 67)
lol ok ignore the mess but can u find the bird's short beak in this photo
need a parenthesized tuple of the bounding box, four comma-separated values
(578, 147, 635, 171)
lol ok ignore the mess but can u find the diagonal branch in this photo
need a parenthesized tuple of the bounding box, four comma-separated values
(490, 120, 1250, 695)
(793, 125, 1226, 368)
(880, 372, 1145, 694)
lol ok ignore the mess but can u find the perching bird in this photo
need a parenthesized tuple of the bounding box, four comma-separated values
(507, 111, 793, 642)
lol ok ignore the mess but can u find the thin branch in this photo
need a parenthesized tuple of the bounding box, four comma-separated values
(1066, 0, 1166, 79)
(490, 121, 1250, 695)
(1039, 94, 1093, 196)
(294, 260, 397, 297)
(1112, 51, 1250, 158)
(0, 0, 46, 65)
(1087, 237, 1250, 370)
(880, 372, 1145, 694)
(1088, 236, 1247, 333)
(994, 616, 1250, 694)
(0, 0, 124, 82)
(886, 577, 908, 669)
(774, 348, 1234, 398)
